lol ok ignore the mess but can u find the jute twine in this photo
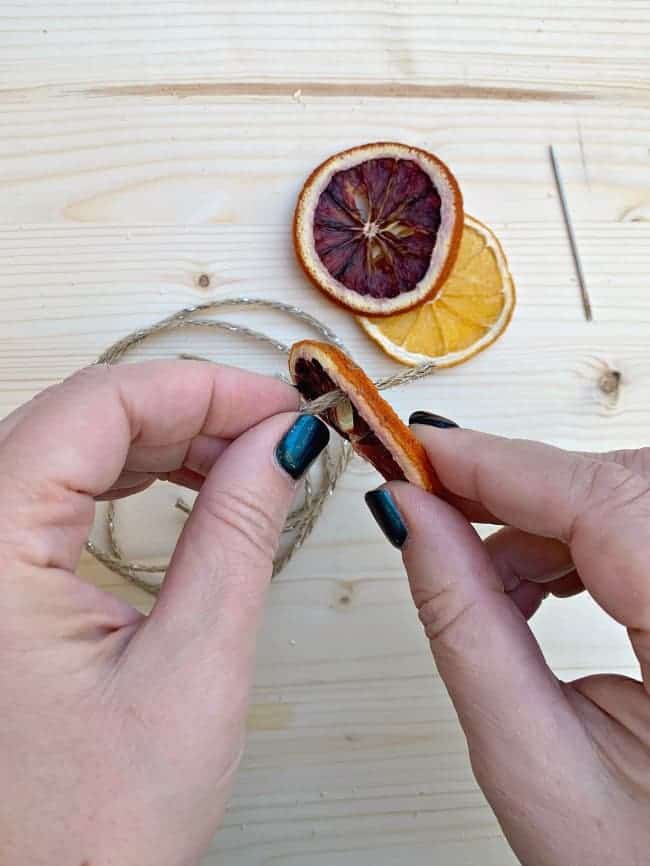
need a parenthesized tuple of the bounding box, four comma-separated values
(85, 298, 437, 595)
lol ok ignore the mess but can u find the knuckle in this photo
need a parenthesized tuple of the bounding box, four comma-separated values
(600, 447, 650, 477)
(1, 367, 113, 444)
(27, 382, 60, 407)
(417, 584, 479, 652)
(41, 364, 116, 414)
(64, 363, 112, 392)
(198, 485, 283, 562)
(2, 381, 70, 434)
(570, 458, 650, 541)
(574, 458, 630, 503)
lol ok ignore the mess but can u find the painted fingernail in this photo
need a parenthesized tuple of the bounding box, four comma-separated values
(409, 410, 459, 429)
(275, 415, 330, 479)
(364, 488, 408, 549)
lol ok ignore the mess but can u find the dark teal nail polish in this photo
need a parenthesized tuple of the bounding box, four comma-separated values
(275, 415, 330, 479)
(364, 488, 407, 549)
(409, 410, 459, 429)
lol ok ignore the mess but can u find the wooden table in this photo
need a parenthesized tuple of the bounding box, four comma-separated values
(1, 3, 648, 863)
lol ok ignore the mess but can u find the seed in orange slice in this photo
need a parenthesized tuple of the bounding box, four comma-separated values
(289, 340, 441, 492)
(293, 142, 463, 316)
(357, 215, 515, 367)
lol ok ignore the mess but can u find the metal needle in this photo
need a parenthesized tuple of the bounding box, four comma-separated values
(549, 144, 593, 322)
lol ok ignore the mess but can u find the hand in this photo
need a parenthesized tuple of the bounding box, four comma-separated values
(366, 415, 650, 866)
(0, 361, 328, 866)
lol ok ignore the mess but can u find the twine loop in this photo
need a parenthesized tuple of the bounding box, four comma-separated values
(86, 298, 437, 594)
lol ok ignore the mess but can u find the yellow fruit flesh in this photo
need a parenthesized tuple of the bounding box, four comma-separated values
(365, 219, 510, 359)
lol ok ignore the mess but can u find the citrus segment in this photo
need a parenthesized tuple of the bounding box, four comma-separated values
(376, 307, 419, 346)
(358, 215, 515, 367)
(294, 143, 463, 316)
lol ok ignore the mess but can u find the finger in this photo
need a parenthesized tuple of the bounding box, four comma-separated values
(546, 571, 584, 598)
(486, 515, 616, 601)
(411, 425, 650, 634)
(0, 361, 299, 572)
(506, 579, 546, 619)
(406, 415, 500, 524)
(164, 466, 206, 492)
(0, 382, 60, 445)
(444, 492, 501, 524)
(98, 466, 211, 500)
(127, 413, 329, 749)
(96, 479, 155, 501)
(569, 673, 648, 743)
(184, 435, 231, 476)
(629, 627, 650, 687)
(98, 437, 231, 500)
(485, 527, 574, 589)
(102, 469, 156, 491)
(575, 446, 650, 478)
(100, 436, 229, 498)
(366, 483, 581, 792)
(124, 434, 229, 475)
(483, 528, 573, 619)
(151, 412, 329, 637)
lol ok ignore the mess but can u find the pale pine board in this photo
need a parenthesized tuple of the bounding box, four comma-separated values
(1, 95, 649, 224)
(2, 1, 650, 101)
(1, 3, 649, 862)
(1, 221, 649, 446)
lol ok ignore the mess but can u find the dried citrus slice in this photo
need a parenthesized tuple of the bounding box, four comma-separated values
(294, 142, 463, 316)
(358, 215, 515, 367)
(289, 340, 441, 492)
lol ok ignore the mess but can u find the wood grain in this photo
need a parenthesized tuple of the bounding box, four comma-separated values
(2, 1, 650, 101)
(1, 95, 649, 225)
(1, 221, 649, 444)
(1, 3, 648, 864)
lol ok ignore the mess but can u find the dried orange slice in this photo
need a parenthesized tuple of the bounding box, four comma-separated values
(358, 215, 515, 367)
(289, 340, 441, 492)
(294, 143, 463, 316)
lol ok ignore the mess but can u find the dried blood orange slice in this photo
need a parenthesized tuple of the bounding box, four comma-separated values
(358, 215, 515, 367)
(289, 340, 441, 492)
(294, 143, 463, 316)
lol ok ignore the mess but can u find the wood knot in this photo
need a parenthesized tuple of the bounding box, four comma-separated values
(197, 273, 211, 289)
(598, 369, 621, 396)
(335, 580, 355, 609)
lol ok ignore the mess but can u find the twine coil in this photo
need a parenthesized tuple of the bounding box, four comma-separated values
(86, 298, 437, 595)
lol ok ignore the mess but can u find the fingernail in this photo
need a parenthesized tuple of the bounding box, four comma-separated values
(275, 415, 330, 479)
(409, 410, 459, 429)
(364, 488, 408, 549)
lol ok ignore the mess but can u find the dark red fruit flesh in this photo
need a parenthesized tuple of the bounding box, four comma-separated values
(294, 357, 406, 482)
(313, 157, 441, 300)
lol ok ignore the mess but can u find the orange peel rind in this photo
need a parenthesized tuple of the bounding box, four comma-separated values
(289, 339, 441, 492)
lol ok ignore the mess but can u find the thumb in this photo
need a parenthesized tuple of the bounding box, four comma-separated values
(365, 482, 575, 781)
(130, 412, 329, 727)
